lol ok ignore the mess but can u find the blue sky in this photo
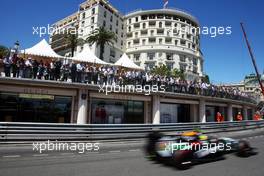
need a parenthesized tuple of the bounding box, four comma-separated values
(0, 0, 263, 83)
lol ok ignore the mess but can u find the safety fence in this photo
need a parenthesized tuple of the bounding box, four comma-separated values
(0, 120, 264, 142)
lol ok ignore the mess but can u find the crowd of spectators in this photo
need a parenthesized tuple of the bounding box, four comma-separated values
(0, 55, 257, 104)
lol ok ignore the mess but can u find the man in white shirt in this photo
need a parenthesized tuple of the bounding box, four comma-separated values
(76, 63, 82, 82)
(24, 57, 32, 78)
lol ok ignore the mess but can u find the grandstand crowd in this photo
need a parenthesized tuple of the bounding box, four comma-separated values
(0, 55, 256, 103)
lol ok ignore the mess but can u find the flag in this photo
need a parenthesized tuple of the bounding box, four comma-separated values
(163, 0, 169, 9)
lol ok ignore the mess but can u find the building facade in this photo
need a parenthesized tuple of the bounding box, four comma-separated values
(50, 0, 203, 80)
(50, 0, 125, 62)
(125, 9, 203, 80)
(77, 0, 125, 62)
(0, 77, 257, 124)
(223, 73, 264, 103)
(50, 12, 79, 56)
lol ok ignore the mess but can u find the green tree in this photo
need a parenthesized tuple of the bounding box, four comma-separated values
(86, 27, 117, 60)
(203, 74, 210, 84)
(150, 65, 186, 80)
(64, 33, 84, 57)
(0, 45, 9, 58)
(171, 68, 185, 80)
(150, 64, 170, 76)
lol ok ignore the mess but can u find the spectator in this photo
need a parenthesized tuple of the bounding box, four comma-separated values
(108, 67, 114, 85)
(216, 112, 224, 122)
(253, 111, 262, 121)
(37, 60, 45, 79)
(43, 62, 49, 80)
(85, 64, 92, 84)
(17, 58, 25, 78)
(11, 54, 18, 78)
(236, 112, 243, 121)
(54, 59, 62, 81)
(91, 65, 98, 84)
(3, 55, 12, 77)
(32, 59, 39, 79)
(50, 59, 55, 80)
(24, 57, 32, 78)
(76, 62, 83, 83)
(71, 61, 77, 82)
(0, 57, 256, 105)
(61, 64, 70, 81)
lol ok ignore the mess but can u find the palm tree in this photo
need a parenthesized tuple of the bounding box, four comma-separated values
(0, 45, 9, 59)
(64, 33, 84, 57)
(86, 27, 117, 60)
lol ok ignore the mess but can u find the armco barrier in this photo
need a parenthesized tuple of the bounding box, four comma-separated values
(0, 120, 264, 142)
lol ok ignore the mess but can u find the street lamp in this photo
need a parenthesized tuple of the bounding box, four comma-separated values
(14, 41, 20, 54)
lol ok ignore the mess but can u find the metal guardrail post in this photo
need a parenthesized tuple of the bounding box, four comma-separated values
(0, 123, 7, 140)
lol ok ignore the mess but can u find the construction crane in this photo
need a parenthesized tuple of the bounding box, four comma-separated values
(240, 23, 264, 97)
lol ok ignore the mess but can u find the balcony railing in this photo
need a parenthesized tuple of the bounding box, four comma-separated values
(0, 76, 257, 105)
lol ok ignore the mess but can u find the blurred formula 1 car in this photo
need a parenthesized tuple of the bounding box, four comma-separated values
(145, 131, 257, 169)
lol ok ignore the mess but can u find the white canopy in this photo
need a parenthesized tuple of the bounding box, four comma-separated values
(115, 53, 143, 70)
(22, 39, 63, 58)
(70, 46, 109, 65)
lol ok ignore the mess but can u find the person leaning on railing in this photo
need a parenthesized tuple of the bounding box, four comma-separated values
(0, 57, 257, 103)
(60, 63, 70, 82)
(54, 59, 62, 81)
(236, 112, 243, 121)
(0, 55, 3, 76)
(216, 112, 224, 122)
(37, 60, 45, 79)
(253, 111, 262, 120)
(3, 55, 12, 77)
(11, 54, 18, 78)
(49, 60, 55, 80)
(43, 61, 50, 80)
(16, 57, 24, 78)
(32, 59, 39, 79)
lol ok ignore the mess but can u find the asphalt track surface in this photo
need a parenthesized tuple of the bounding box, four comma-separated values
(0, 130, 263, 176)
